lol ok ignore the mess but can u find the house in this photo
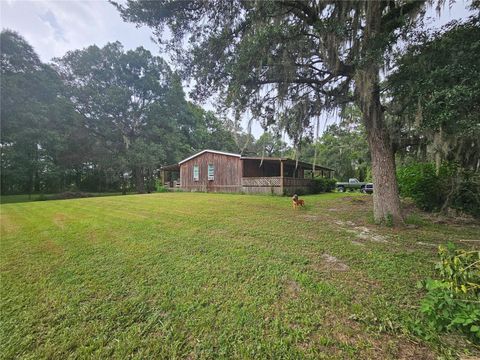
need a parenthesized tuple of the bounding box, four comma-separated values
(160, 149, 334, 195)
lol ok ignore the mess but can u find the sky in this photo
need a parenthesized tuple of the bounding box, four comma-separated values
(1, 0, 474, 139)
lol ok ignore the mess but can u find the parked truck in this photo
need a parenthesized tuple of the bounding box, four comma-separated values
(335, 178, 370, 193)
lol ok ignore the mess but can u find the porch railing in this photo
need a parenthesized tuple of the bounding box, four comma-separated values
(241, 177, 282, 187)
(283, 178, 314, 187)
(241, 177, 314, 187)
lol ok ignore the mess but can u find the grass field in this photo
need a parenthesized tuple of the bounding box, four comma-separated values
(0, 192, 128, 204)
(1, 192, 478, 359)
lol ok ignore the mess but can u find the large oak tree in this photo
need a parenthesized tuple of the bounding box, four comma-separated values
(54, 42, 191, 193)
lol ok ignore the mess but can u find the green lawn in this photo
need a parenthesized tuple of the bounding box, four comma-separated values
(0, 192, 128, 204)
(1, 192, 478, 359)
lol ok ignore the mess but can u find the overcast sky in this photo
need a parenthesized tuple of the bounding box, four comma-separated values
(1, 0, 474, 138)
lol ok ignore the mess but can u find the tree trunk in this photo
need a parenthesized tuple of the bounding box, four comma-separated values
(134, 166, 146, 193)
(366, 122, 403, 225)
(356, 67, 403, 225)
(351, 1, 403, 225)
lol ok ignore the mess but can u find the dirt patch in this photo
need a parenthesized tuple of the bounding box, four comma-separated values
(370, 234, 389, 243)
(423, 212, 480, 226)
(336, 221, 392, 245)
(53, 213, 67, 229)
(302, 215, 324, 221)
(351, 240, 365, 246)
(334, 220, 356, 227)
(417, 241, 438, 247)
(320, 254, 349, 271)
(40, 239, 64, 256)
(0, 213, 19, 235)
(284, 280, 301, 299)
(350, 198, 367, 205)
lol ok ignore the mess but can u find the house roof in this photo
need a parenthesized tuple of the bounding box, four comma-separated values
(162, 150, 334, 172)
(178, 149, 241, 165)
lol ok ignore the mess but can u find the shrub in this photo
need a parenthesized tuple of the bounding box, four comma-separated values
(419, 243, 480, 341)
(48, 192, 93, 200)
(397, 162, 480, 217)
(397, 163, 441, 211)
(155, 179, 169, 193)
(312, 177, 336, 193)
(450, 171, 480, 218)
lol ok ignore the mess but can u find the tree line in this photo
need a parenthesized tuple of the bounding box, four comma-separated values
(0, 30, 291, 195)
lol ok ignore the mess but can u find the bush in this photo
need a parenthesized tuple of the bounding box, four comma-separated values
(419, 243, 480, 341)
(450, 171, 480, 218)
(312, 177, 336, 193)
(48, 192, 93, 200)
(155, 179, 169, 193)
(397, 163, 441, 211)
(397, 162, 480, 217)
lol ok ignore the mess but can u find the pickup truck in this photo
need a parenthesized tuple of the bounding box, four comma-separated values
(336, 178, 368, 192)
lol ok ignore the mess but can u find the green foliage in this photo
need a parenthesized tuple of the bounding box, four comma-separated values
(419, 243, 480, 341)
(155, 179, 169, 193)
(384, 213, 394, 228)
(1, 31, 240, 196)
(389, 17, 480, 170)
(1, 30, 86, 195)
(397, 163, 480, 217)
(254, 130, 288, 157)
(404, 213, 427, 226)
(300, 106, 370, 182)
(115, 0, 427, 144)
(397, 163, 441, 211)
(437, 243, 480, 296)
(312, 177, 336, 194)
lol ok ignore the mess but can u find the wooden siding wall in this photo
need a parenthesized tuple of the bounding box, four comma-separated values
(180, 152, 242, 192)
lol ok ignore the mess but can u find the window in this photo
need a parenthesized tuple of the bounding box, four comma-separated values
(208, 164, 214, 180)
(193, 165, 199, 181)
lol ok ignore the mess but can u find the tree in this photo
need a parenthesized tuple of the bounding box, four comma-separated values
(387, 16, 480, 172)
(255, 130, 288, 157)
(114, 0, 447, 224)
(0, 30, 83, 195)
(301, 106, 370, 181)
(54, 42, 185, 193)
(186, 103, 238, 153)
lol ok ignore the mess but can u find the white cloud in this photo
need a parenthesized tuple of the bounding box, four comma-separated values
(0, 0, 159, 62)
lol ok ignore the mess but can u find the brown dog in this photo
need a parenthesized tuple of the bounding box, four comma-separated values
(292, 194, 305, 209)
